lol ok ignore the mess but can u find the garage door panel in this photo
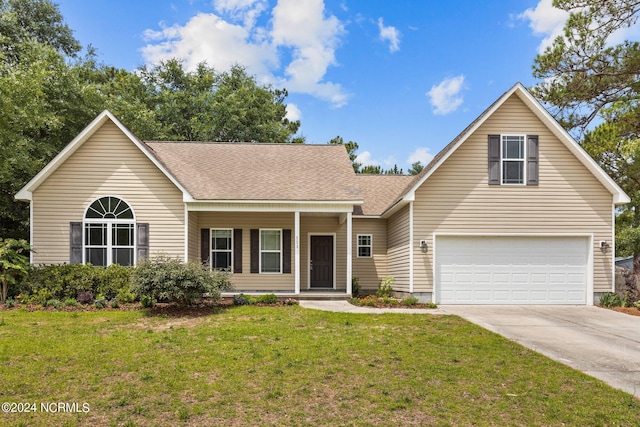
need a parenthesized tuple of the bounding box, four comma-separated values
(436, 236, 588, 305)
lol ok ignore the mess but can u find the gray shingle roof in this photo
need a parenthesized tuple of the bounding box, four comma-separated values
(144, 142, 362, 202)
(353, 174, 415, 215)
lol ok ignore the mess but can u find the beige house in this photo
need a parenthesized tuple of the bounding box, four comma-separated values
(15, 83, 629, 304)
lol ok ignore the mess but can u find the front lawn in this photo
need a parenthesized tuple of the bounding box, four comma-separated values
(0, 306, 638, 426)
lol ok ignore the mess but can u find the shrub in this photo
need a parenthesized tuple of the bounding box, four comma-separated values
(22, 264, 133, 302)
(64, 298, 78, 307)
(132, 256, 233, 306)
(5, 298, 15, 308)
(140, 295, 155, 308)
(351, 276, 361, 298)
(425, 302, 438, 309)
(255, 293, 278, 304)
(110, 299, 119, 309)
(116, 287, 136, 303)
(77, 291, 94, 305)
(599, 292, 623, 307)
(94, 299, 106, 309)
(284, 298, 298, 306)
(0, 238, 31, 303)
(401, 297, 419, 306)
(376, 277, 395, 298)
(233, 293, 250, 306)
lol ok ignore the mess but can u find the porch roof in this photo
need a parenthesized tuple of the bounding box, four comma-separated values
(145, 142, 362, 202)
(353, 175, 414, 216)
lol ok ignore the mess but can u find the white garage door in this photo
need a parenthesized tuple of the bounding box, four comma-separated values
(436, 236, 589, 305)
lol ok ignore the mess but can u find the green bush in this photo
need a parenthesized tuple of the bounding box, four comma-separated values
(599, 292, 623, 307)
(140, 295, 155, 308)
(132, 256, 233, 306)
(22, 264, 133, 302)
(401, 297, 419, 306)
(376, 276, 394, 297)
(351, 276, 361, 297)
(255, 293, 278, 304)
(233, 293, 250, 306)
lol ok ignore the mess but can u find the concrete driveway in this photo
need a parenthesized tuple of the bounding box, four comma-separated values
(441, 305, 640, 398)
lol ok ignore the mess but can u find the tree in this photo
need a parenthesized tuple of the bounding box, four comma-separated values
(0, 238, 31, 303)
(360, 165, 383, 174)
(110, 60, 302, 143)
(531, 0, 640, 271)
(385, 164, 404, 175)
(0, 0, 81, 63)
(408, 161, 424, 175)
(531, 0, 640, 134)
(328, 136, 361, 172)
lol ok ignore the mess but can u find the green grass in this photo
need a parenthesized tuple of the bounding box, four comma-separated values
(1, 307, 639, 426)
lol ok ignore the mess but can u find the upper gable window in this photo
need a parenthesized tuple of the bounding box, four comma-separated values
(501, 135, 525, 184)
(488, 134, 538, 186)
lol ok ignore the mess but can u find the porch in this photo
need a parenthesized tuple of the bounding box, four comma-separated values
(186, 204, 355, 295)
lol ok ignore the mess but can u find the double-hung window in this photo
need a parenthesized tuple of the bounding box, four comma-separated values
(211, 229, 233, 271)
(501, 135, 525, 184)
(260, 229, 282, 273)
(357, 234, 372, 258)
(84, 196, 135, 266)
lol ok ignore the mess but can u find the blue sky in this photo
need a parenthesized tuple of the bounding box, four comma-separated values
(56, 0, 572, 171)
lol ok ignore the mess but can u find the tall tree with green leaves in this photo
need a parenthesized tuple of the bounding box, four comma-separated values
(408, 161, 424, 175)
(328, 136, 361, 172)
(531, 0, 640, 270)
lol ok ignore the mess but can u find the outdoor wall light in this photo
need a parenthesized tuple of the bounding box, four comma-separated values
(600, 240, 611, 254)
(419, 240, 428, 253)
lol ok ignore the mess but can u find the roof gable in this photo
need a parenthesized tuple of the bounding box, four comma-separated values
(15, 111, 191, 202)
(388, 83, 629, 215)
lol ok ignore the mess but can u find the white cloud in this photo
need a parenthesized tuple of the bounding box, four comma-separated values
(285, 103, 301, 121)
(272, 0, 348, 106)
(427, 75, 465, 115)
(141, 0, 349, 107)
(377, 17, 400, 52)
(356, 151, 379, 166)
(408, 147, 434, 165)
(517, 0, 569, 53)
(213, 0, 268, 28)
(141, 13, 277, 76)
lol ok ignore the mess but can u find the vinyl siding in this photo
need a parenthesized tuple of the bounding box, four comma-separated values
(31, 121, 184, 264)
(195, 213, 348, 291)
(352, 218, 388, 290)
(412, 94, 613, 293)
(187, 211, 200, 262)
(197, 212, 295, 291)
(387, 205, 410, 292)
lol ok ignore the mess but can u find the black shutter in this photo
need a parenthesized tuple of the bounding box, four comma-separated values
(201, 228, 210, 265)
(233, 229, 243, 273)
(488, 134, 501, 185)
(250, 229, 259, 273)
(527, 135, 539, 186)
(137, 223, 149, 262)
(282, 229, 291, 274)
(70, 222, 82, 264)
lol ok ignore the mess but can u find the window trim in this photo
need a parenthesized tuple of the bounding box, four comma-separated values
(82, 196, 136, 266)
(500, 134, 526, 185)
(357, 234, 373, 258)
(259, 228, 283, 274)
(210, 228, 233, 272)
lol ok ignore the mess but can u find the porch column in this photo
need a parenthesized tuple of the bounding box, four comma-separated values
(294, 210, 300, 294)
(346, 211, 352, 294)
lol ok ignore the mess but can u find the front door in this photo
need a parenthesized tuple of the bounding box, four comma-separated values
(310, 235, 333, 288)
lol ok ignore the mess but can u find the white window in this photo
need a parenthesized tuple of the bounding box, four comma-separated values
(357, 234, 372, 258)
(260, 229, 282, 273)
(84, 196, 135, 266)
(211, 229, 233, 271)
(501, 135, 525, 184)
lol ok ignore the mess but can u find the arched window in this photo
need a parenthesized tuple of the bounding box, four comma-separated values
(84, 196, 135, 266)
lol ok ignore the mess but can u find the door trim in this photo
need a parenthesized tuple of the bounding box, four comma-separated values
(307, 233, 336, 290)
